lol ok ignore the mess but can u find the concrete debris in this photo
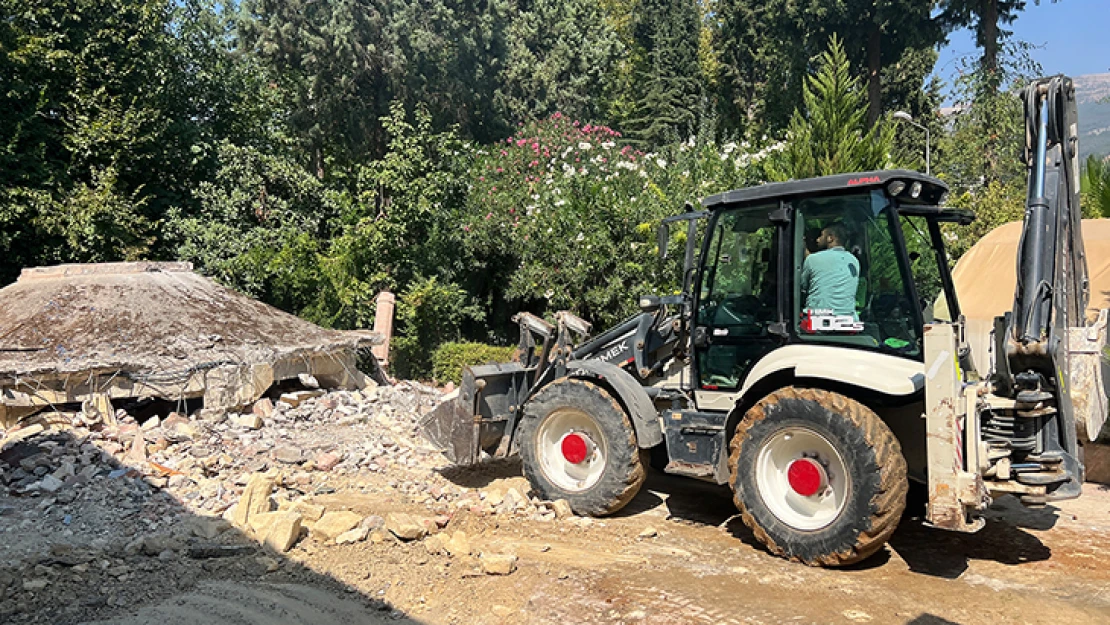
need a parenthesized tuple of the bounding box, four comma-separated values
(234, 414, 264, 430)
(0, 377, 600, 621)
(233, 474, 275, 528)
(335, 526, 369, 545)
(262, 512, 303, 552)
(251, 399, 274, 420)
(0, 262, 383, 428)
(313, 511, 362, 542)
(551, 499, 574, 519)
(479, 553, 517, 576)
(444, 531, 472, 557)
(386, 513, 428, 541)
(638, 527, 659, 539)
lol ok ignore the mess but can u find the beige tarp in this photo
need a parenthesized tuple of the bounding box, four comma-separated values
(951, 219, 1110, 483)
(952, 219, 1110, 372)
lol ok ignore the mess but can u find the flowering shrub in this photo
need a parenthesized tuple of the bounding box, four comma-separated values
(463, 113, 774, 327)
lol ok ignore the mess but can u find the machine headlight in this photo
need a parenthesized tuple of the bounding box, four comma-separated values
(910, 182, 922, 198)
(887, 181, 906, 196)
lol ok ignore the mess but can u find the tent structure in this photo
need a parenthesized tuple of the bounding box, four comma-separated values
(951, 219, 1110, 483)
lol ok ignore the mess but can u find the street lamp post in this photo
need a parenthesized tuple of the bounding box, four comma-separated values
(892, 111, 930, 176)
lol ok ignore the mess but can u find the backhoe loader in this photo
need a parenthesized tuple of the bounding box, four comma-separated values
(421, 75, 1109, 566)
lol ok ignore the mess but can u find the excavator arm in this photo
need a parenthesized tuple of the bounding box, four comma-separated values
(993, 75, 1106, 498)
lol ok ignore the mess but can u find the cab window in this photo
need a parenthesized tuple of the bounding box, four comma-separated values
(795, 191, 922, 357)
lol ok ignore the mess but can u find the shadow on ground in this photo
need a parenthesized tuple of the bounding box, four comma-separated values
(0, 429, 427, 625)
(613, 466, 1054, 579)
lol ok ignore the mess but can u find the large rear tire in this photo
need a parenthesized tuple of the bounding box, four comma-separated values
(519, 379, 646, 516)
(728, 387, 907, 566)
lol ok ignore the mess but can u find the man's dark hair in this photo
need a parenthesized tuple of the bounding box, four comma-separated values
(823, 222, 849, 246)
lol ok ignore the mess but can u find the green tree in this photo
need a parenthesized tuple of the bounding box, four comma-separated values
(496, 0, 624, 124)
(1082, 155, 1110, 218)
(769, 36, 895, 181)
(714, 1, 943, 138)
(318, 103, 471, 329)
(624, 0, 705, 146)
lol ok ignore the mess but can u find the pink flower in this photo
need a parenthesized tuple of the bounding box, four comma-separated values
(509, 208, 515, 214)
(496, 167, 503, 173)
(486, 212, 493, 219)
(531, 142, 539, 150)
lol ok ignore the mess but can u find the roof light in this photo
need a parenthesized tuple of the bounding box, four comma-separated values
(910, 182, 922, 199)
(887, 181, 906, 196)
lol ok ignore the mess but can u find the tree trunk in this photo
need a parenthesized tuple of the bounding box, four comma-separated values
(867, 22, 882, 127)
(980, 0, 999, 81)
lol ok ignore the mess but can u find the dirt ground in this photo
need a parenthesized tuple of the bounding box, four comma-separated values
(86, 469, 1110, 625)
(3, 386, 1109, 625)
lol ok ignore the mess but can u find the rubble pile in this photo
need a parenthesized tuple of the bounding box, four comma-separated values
(0, 381, 587, 623)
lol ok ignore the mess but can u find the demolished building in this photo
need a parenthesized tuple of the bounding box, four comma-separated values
(0, 262, 383, 427)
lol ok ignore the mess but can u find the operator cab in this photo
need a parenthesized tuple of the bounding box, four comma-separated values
(693, 170, 972, 391)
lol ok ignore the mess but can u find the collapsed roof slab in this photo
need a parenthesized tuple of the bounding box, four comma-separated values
(0, 262, 381, 426)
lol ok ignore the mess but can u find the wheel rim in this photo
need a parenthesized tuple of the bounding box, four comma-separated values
(536, 408, 608, 492)
(755, 427, 849, 531)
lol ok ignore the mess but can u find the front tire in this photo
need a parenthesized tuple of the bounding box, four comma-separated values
(519, 379, 646, 516)
(729, 387, 907, 566)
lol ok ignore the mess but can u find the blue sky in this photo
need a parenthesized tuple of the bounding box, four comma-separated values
(934, 0, 1110, 90)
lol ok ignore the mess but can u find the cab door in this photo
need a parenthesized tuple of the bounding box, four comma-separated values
(692, 205, 787, 405)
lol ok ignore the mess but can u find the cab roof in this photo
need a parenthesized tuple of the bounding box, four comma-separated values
(701, 169, 950, 210)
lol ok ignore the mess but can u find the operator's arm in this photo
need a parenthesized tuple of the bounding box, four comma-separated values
(800, 255, 814, 301)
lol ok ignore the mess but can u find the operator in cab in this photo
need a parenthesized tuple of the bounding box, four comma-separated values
(801, 222, 860, 318)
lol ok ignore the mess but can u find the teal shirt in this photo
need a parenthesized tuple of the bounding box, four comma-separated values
(801, 247, 859, 317)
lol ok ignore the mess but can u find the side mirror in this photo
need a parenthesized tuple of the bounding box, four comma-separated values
(657, 222, 669, 260)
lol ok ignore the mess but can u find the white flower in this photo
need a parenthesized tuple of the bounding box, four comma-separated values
(544, 289, 554, 299)
(601, 141, 616, 149)
(616, 161, 638, 171)
(554, 199, 567, 207)
(578, 142, 592, 150)
(655, 158, 667, 168)
(575, 232, 584, 242)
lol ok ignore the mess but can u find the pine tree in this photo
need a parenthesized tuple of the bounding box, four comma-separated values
(624, 0, 705, 146)
(770, 36, 895, 181)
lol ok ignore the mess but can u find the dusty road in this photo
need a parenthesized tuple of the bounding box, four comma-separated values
(2, 385, 1108, 625)
(88, 468, 1110, 625)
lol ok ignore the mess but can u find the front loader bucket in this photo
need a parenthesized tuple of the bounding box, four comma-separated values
(420, 388, 477, 465)
(419, 362, 533, 466)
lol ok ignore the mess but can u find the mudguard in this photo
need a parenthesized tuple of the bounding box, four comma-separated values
(562, 359, 664, 449)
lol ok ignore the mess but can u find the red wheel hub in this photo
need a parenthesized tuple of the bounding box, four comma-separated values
(561, 433, 590, 464)
(786, 458, 826, 497)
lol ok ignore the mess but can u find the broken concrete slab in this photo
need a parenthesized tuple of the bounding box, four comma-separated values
(0, 262, 383, 427)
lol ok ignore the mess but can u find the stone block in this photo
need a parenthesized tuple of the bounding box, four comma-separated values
(479, 553, 517, 575)
(263, 512, 303, 552)
(386, 512, 428, 541)
(313, 511, 362, 541)
(233, 473, 274, 528)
